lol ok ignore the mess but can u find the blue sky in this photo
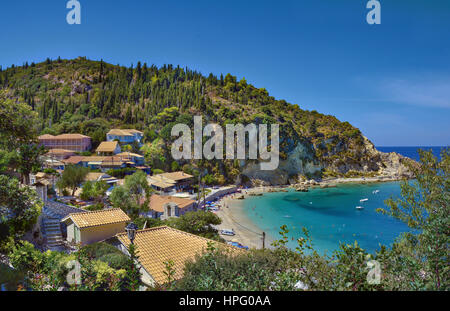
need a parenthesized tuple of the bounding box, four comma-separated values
(1, 0, 449, 146)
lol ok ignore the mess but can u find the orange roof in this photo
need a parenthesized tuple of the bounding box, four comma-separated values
(61, 208, 130, 229)
(101, 156, 127, 166)
(39, 133, 90, 139)
(107, 129, 143, 136)
(148, 194, 195, 212)
(115, 226, 240, 284)
(46, 149, 75, 155)
(63, 156, 85, 164)
(81, 156, 107, 162)
(116, 152, 144, 158)
(96, 141, 119, 153)
(154, 171, 193, 182)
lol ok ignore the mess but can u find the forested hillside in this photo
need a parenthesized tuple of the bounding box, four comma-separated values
(0, 57, 408, 184)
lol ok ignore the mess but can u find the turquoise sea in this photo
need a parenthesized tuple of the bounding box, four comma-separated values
(241, 146, 447, 255)
(242, 183, 408, 255)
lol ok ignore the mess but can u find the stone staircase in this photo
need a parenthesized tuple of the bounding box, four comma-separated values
(40, 200, 85, 251)
(42, 217, 64, 251)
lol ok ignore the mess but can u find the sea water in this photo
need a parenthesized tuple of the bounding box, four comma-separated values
(240, 146, 447, 255)
(242, 182, 410, 255)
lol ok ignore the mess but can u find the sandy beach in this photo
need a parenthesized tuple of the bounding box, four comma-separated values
(213, 176, 405, 250)
(215, 193, 273, 250)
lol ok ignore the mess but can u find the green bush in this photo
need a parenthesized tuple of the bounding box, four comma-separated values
(0, 263, 25, 291)
(98, 253, 129, 270)
(81, 242, 125, 260)
(152, 169, 164, 175)
(106, 167, 136, 178)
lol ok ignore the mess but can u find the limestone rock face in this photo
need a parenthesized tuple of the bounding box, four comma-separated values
(241, 142, 322, 186)
(241, 136, 414, 186)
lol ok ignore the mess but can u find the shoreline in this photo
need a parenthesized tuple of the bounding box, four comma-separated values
(215, 194, 274, 250)
(214, 176, 406, 249)
(241, 175, 407, 195)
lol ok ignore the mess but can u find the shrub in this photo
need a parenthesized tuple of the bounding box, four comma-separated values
(152, 169, 164, 175)
(81, 242, 125, 260)
(98, 253, 129, 270)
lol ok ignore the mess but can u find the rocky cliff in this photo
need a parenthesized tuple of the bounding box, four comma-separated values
(242, 137, 414, 186)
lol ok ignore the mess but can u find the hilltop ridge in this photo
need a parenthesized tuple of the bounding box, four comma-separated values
(0, 57, 413, 185)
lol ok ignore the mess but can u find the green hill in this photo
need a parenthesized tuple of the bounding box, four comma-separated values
(0, 57, 411, 185)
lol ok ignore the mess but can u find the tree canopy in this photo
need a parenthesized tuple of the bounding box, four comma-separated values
(56, 165, 89, 196)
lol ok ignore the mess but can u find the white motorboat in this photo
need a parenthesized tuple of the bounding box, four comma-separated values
(360, 198, 369, 202)
(356, 206, 364, 210)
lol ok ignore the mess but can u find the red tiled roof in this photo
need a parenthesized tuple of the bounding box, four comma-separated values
(63, 156, 84, 164)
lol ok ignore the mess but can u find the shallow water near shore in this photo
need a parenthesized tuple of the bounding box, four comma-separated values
(241, 181, 411, 255)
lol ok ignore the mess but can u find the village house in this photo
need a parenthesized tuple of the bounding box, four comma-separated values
(41, 158, 65, 170)
(30, 172, 58, 194)
(80, 156, 107, 170)
(38, 133, 92, 152)
(61, 209, 130, 245)
(96, 141, 121, 155)
(115, 226, 240, 286)
(116, 152, 145, 166)
(106, 129, 143, 145)
(100, 156, 129, 170)
(148, 171, 194, 193)
(63, 155, 84, 166)
(80, 156, 123, 170)
(144, 194, 196, 219)
(44, 149, 76, 161)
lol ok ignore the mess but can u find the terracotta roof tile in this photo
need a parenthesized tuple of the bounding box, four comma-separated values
(63, 156, 85, 164)
(155, 171, 193, 182)
(46, 149, 75, 155)
(62, 208, 130, 228)
(96, 141, 119, 153)
(107, 129, 143, 136)
(39, 133, 90, 139)
(116, 226, 241, 284)
(116, 152, 144, 158)
(147, 194, 195, 212)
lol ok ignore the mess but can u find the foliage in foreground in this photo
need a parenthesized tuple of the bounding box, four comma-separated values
(0, 175, 41, 248)
(4, 240, 141, 291)
(175, 149, 449, 291)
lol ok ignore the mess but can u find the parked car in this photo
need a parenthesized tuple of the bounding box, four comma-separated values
(220, 229, 235, 236)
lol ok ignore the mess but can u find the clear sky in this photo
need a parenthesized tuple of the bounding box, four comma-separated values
(1, 0, 449, 146)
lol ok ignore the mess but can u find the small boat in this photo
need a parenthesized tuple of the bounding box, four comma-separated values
(360, 198, 369, 202)
(283, 215, 292, 218)
(356, 206, 364, 210)
(372, 190, 380, 194)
